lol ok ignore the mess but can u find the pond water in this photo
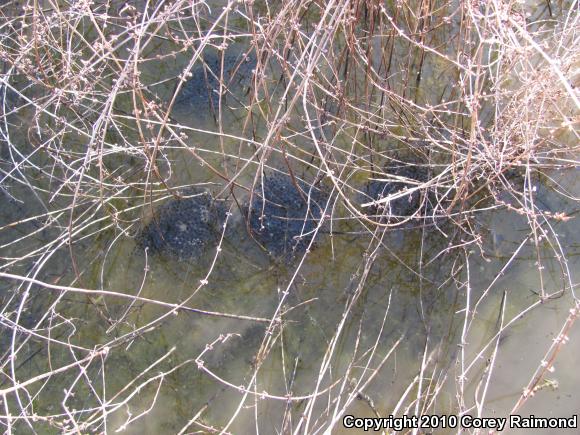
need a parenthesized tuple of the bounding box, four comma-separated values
(0, 0, 578, 433)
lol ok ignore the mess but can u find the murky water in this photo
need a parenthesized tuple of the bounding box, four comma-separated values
(1, 0, 578, 433)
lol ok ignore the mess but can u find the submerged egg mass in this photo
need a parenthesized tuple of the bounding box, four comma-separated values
(174, 50, 256, 112)
(138, 192, 226, 261)
(247, 173, 328, 260)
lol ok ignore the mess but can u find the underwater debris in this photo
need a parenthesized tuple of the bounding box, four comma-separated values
(247, 173, 328, 260)
(138, 191, 226, 261)
(174, 49, 256, 112)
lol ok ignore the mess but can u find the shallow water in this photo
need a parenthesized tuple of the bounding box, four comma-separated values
(0, 1, 578, 433)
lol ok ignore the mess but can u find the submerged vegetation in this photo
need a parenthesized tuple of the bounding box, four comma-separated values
(0, 0, 578, 432)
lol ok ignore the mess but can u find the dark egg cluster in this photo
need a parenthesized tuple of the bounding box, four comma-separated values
(138, 192, 226, 261)
(247, 174, 328, 260)
(364, 164, 427, 222)
(174, 50, 256, 111)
